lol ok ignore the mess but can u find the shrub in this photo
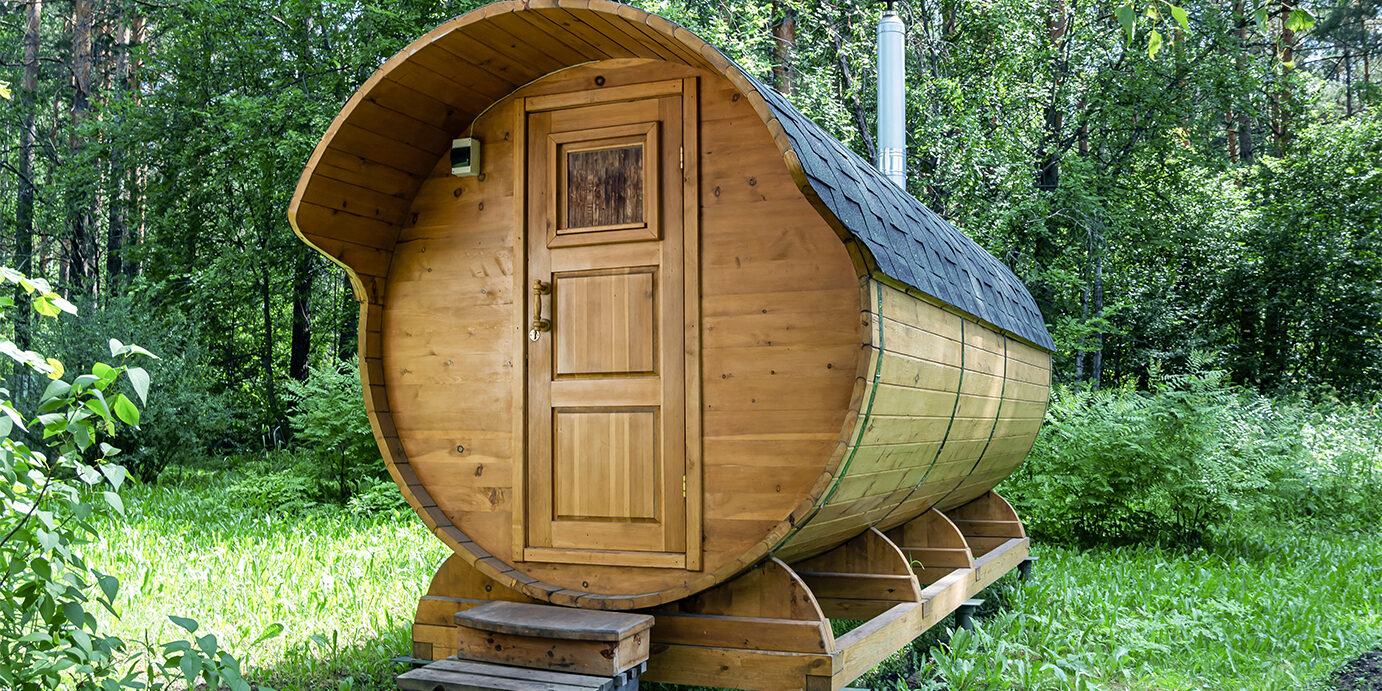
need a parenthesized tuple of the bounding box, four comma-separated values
(1000, 358, 1380, 543)
(34, 294, 241, 478)
(283, 358, 384, 503)
(225, 469, 318, 515)
(347, 478, 411, 515)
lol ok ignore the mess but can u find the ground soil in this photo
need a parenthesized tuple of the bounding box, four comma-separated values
(1337, 649, 1382, 691)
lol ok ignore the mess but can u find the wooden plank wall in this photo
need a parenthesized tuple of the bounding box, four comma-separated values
(381, 60, 861, 606)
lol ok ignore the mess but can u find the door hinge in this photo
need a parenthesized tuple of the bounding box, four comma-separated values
(682, 474, 687, 498)
(679, 146, 684, 171)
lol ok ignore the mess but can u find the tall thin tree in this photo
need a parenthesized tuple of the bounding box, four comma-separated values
(15, 0, 43, 354)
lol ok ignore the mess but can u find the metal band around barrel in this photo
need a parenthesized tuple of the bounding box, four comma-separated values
(871, 316, 967, 529)
(931, 332, 1008, 510)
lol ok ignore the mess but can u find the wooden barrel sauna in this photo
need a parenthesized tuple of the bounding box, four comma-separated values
(288, 0, 1054, 611)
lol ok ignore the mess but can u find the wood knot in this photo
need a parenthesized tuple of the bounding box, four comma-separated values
(453, 188, 463, 198)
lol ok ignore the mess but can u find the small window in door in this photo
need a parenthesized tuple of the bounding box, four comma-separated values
(566, 145, 644, 229)
(547, 121, 660, 247)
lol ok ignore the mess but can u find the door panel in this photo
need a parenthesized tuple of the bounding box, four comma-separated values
(553, 409, 658, 521)
(520, 79, 700, 569)
(554, 269, 657, 376)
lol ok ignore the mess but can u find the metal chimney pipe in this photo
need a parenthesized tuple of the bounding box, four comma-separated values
(876, 4, 906, 188)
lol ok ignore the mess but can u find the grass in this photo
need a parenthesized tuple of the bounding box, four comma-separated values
(856, 530, 1382, 690)
(87, 464, 1382, 690)
(88, 466, 447, 689)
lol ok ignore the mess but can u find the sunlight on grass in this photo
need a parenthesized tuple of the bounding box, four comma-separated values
(859, 530, 1382, 691)
(86, 470, 448, 689)
(86, 466, 1381, 690)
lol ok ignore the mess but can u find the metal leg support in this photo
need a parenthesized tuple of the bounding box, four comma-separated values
(1018, 556, 1038, 581)
(955, 598, 984, 631)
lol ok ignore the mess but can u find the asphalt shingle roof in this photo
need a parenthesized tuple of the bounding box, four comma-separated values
(749, 76, 1055, 352)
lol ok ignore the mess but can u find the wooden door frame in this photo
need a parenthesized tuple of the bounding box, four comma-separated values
(511, 77, 702, 571)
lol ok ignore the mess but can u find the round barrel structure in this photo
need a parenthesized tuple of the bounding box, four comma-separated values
(288, 0, 1054, 611)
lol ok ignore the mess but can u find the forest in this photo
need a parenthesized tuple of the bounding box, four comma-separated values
(1, 0, 1380, 455)
(1, 0, 1380, 689)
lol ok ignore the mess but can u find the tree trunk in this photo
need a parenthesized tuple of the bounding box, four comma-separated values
(1089, 236, 1104, 389)
(1345, 49, 1354, 116)
(69, 0, 95, 296)
(1227, 109, 1239, 162)
(260, 262, 280, 429)
(107, 14, 131, 290)
(771, 1, 796, 96)
(1365, 47, 1371, 108)
(824, 10, 877, 163)
(1074, 271, 1088, 380)
(1274, 2, 1295, 154)
(125, 11, 146, 282)
(1035, 0, 1067, 192)
(15, 0, 42, 354)
(289, 251, 313, 381)
(336, 269, 357, 360)
(1234, 0, 1254, 163)
(1077, 96, 1088, 156)
(1031, 0, 1067, 320)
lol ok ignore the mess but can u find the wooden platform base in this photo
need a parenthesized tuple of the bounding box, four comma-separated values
(410, 492, 1028, 691)
(397, 658, 646, 691)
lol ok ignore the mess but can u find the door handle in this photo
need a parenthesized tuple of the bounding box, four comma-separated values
(530, 279, 552, 341)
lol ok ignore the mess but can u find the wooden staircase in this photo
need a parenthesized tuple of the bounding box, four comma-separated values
(398, 602, 651, 690)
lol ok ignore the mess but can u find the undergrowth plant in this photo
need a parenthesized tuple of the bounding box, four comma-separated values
(280, 358, 385, 506)
(0, 268, 273, 690)
(1002, 354, 1382, 543)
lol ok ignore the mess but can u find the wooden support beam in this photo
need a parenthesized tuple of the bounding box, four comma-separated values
(791, 528, 921, 619)
(413, 555, 539, 661)
(644, 557, 836, 687)
(943, 491, 1026, 558)
(886, 508, 975, 585)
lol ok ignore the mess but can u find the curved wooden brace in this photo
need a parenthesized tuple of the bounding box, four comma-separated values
(791, 528, 921, 619)
(412, 554, 538, 661)
(886, 508, 975, 586)
(943, 491, 1026, 559)
(648, 557, 833, 656)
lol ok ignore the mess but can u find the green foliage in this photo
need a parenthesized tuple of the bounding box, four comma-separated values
(285, 358, 376, 467)
(0, 268, 272, 690)
(1003, 356, 1382, 542)
(226, 468, 318, 516)
(38, 294, 242, 477)
(87, 463, 444, 690)
(284, 358, 385, 504)
(347, 479, 411, 516)
(836, 527, 1382, 690)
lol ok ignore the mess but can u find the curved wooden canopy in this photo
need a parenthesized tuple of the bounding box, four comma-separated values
(287, 0, 1053, 352)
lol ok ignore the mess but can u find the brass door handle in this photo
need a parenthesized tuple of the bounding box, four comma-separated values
(530, 280, 552, 340)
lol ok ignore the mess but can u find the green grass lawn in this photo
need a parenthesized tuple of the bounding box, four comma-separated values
(89, 467, 1382, 690)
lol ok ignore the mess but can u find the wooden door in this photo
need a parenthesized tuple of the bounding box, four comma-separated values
(518, 80, 701, 570)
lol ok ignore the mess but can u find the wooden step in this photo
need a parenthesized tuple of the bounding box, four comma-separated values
(453, 602, 653, 676)
(396, 657, 646, 691)
(454, 601, 653, 642)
